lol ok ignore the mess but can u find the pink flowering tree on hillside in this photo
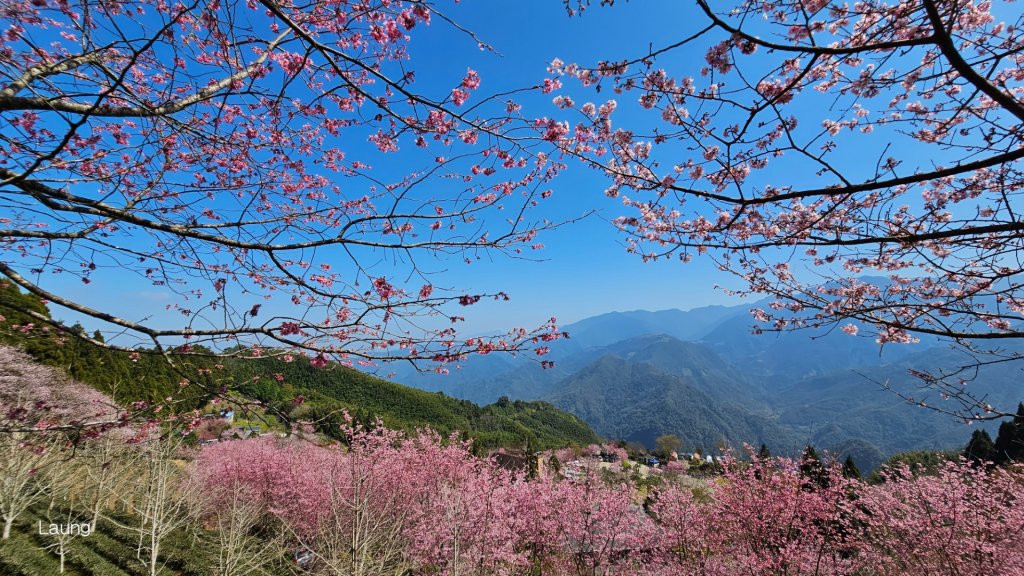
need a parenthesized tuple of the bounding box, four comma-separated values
(192, 418, 1024, 575)
(649, 452, 859, 576)
(194, 420, 527, 575)
(0, 345, 122, 539)
(0, 346, 119, 434)
(0, 0, 565, 374)
(552, 0, 1024, 418)
(850, 459, 1024, 576)
(702, 455, 856, 575)
(517, 473, 657, 576)
(397, 431, 525, 575)
(192, 435, 335, 538)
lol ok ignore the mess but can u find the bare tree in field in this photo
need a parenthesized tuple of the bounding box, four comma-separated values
(195, 479, 287, 576)
(40, 482, 90, 574)
(75, 432, 139, 533)
(0, 430, 59, 539)
(117, 434, 195, 576)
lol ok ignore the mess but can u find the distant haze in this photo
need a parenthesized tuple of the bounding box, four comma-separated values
(388, 301, 1015, 473)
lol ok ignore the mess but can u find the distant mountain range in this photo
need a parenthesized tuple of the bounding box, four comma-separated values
(389, 300, 1022, 472)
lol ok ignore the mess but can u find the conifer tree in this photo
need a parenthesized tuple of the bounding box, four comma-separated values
(964, 430, 997, 466)
(799, 445, 829, 491)
(526, 436, 540, 481)
(993, 403, 1024, 464)
(842, 456, 862, 481)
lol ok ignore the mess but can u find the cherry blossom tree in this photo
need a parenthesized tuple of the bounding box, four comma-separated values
(191, 418, 1024, 576)
(647, 453, 857, 576)
(518, 473, 656, 576)
(294, 425, 412, 576)
(0, 0, 565, 372)
(702, 454, 855, 575)
(192, 435, 333, 539)
(552, 0, 1024, 417)
(398, 431, 524, 576)
(646, 482, 714, 574)
(0, 345, 118, 539)
(0, 345, 119, 434)
(197, 420, 535, 575)
(850, 459, 1024, 576)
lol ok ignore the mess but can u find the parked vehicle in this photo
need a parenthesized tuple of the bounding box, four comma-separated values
(293, 548, 314, 570)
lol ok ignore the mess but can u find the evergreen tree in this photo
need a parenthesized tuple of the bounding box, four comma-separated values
(526, 435, 539, 480)
(963, 429, 997, 466)
(993, 402, 1024, 464)
(753, 443, 773, 480)
(548, 455, 561, 477)
(799, 445, 829, 490)
(842, 455, 862, 480)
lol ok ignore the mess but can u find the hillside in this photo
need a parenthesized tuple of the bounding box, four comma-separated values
(229, 356, 597, 449)
(0, 283, 597, 451)
(545, 354, 801, 453)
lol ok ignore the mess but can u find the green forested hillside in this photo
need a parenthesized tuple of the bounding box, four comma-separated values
(0, 282, 596, 450)
(547, 354, 801, 453)
(231, 356, 597, 449)
(0, 281, 214, 408)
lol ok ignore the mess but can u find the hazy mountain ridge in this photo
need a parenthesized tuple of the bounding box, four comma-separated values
(391, 300, 1016, 472)
(546, 353, 802, 453)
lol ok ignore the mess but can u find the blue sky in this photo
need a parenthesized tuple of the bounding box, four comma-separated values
(365, 0, 747, 333)
(36, 0, 748, 340)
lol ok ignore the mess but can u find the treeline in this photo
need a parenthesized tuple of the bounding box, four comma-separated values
(963, 405, 1024, 466)
(754, 407, 1024, 483)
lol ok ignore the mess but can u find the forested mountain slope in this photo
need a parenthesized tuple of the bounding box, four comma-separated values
(0, 282, 596, 450)
(391, 300, 1015, 471)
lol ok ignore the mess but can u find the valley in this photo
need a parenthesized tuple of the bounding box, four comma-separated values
(392, 301, 1018, 472)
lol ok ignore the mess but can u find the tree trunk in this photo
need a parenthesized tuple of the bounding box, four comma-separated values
(150, 532, 159, 576)
(2, 515, 12, 540)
